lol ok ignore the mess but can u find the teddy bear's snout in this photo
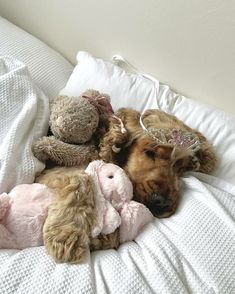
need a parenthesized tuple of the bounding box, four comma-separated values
(56, 116, 63, 126)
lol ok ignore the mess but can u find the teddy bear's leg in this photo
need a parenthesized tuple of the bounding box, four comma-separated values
(42, 171, 97, 264)
(33, 136, 98, 166)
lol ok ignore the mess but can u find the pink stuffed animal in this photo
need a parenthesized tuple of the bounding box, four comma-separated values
(0, 183, 52, 249)
(0, 162, 152, 250)
(85, 160, 153, 243)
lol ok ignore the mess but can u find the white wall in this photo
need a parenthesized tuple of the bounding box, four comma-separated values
(0, 0, 234, 115)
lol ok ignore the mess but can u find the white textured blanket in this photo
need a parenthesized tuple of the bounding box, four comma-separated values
(0, 55, 234, 294)
(0, 56, 49, 193)
(0, 174, 234, 293)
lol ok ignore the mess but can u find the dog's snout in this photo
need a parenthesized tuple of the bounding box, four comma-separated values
(146, 192, 173, 216)
(151, 192, 170, 208)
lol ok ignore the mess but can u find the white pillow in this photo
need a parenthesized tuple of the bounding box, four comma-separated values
(60, 51, 176, 113)
(0, 17, 73, 99)
(60, 51, 235, 185)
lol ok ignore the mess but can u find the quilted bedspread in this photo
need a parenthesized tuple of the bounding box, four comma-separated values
(0, 173, 234, 294)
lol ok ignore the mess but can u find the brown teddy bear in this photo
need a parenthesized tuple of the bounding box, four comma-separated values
(32, 89, 113, 167)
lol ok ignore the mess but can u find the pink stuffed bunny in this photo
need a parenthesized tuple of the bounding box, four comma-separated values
(0, 183, 52, 249)
(0, 162, 152, 249)
(85, 160, 153, 243)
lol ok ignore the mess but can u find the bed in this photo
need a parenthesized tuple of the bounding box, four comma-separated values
(0, 14, 235, 294)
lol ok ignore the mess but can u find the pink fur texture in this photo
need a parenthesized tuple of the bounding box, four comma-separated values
(86, 160, 153, 243)
(0, 183, 52, 249)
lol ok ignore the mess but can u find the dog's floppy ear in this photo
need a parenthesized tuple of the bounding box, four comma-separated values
(99, 108, 140, 163)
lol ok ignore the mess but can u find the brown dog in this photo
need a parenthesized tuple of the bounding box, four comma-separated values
(99, 108, 217, 217)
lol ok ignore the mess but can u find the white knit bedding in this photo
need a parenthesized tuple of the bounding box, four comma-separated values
(0, 174, 234, 294)
(1, 19, 235, 294)
(0, 74, 235, 294)
(0, 56, 49, 193)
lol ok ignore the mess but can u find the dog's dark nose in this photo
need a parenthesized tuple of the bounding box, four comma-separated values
(147, 192, 172, 215)
(151, 192, 170, 208)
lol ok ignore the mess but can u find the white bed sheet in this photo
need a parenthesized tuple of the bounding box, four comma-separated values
(0, 174, 234, 294)
(1, 82, 235, 292)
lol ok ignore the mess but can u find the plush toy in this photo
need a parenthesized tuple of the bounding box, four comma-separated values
(32, 89, 114, 167)
(41, 160, 153, 264)
(0, 183, 52, 249)
(0, 161, 152, 252)
(86, 160, 153, 243)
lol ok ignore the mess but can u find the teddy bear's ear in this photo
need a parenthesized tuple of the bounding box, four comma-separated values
(48, 96, 67, 130)
(49, 96, 69, 114)
(50, 95, 68, 105)
(82, 89, 101, 98)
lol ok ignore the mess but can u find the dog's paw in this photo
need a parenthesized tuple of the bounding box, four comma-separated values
(174, 154, 200, 175)
(44, 228, 89, 264)
(188, 155, 200, 171)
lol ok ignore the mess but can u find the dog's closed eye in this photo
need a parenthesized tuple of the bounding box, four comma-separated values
(173, 158, 184, 170)
(145, 150, 156, 160)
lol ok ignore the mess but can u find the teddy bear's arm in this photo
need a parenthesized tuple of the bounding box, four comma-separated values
(32, 136, 98, 166)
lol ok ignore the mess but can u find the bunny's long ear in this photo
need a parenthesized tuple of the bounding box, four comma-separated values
(113, 169, 133, 204)
(85, 160, 107, 238)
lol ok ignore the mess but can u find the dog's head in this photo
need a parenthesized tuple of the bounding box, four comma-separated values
(99, 108, 200, 218)
(123, 138, 179, 217)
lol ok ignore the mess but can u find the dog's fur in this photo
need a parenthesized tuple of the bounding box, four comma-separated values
(99, 108, 217, 217)
(37, 108, 217, 263)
